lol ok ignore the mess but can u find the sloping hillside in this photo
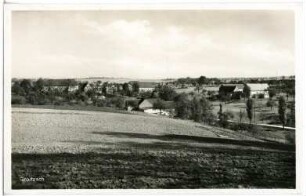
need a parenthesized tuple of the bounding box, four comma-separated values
(11, 107, 295, 189)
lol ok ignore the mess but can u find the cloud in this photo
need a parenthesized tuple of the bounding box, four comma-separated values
(12, 11, 294, 78)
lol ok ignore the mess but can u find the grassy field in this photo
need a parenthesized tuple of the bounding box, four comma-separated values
(12, 107, 295, 189)
(211, 98, 294, 126)
(12, 104, 137, 115)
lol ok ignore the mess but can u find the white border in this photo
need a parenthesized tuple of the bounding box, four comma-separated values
(2, 1, 306, 196)
(1, 0, 4, 195)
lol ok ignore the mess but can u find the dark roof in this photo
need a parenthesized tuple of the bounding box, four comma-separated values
(45, 79, 78, 86)
(220, 84, 244, 89)
(138, 82, 157, 88)
(219, 85, 238, 93)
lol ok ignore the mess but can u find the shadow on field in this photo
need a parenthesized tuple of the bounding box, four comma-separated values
(86, 131, 295, 152)
(12, 149, 296, 189)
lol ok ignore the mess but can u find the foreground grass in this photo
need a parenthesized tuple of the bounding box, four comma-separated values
(12, 107, 296, 189)
(12, 147, 295, 189)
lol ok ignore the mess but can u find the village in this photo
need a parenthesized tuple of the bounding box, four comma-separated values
(11, 76, 295, 130)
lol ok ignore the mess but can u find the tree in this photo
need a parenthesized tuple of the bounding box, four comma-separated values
(197, 76, 207, 86)
(195, 83, 202, 94)
(11, 81, 25, 96)
(278, 96, 287, 129)
(78, 82, 88, 93)
(239, 109, 244, 123)
(191, 96, 214, 124)
(246, 98, 253, 124)
(20, 79, 32, 95)
(268, 88, 276, 99)
(11, 95, 26, 104)
(34, 78, 45, 92)
(27, 92, 37, 104)
(191, 97, 203, 122)
(153, 98, 166, 114)
(125, 99, 139, 109)
(287, 101, 295, 127)
(266, 99, 276, 110)
(112, 97, 125, 109)
(36, 92, 47, 105)
(132, 82, 140, 95)
(219, 111, 234, 128)
(218, 103, 223, 120)
(77, 93, 89, 102)
(85, 89, 95, 99)
(101, 82, 108, 95)
(243, 84, 251, 99)
(174, 93, 192, 119)
(139, 90, 153, 99)
(158, 85, 177, 101)
(122, 83, 131, 96)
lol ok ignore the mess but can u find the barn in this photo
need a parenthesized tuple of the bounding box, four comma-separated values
(246, 83, 269, 98)
(138, 98, 174, 116)
(219, 84, 244, 96)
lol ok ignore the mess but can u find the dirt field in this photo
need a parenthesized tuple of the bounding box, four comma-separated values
(12, 107, 295, 189)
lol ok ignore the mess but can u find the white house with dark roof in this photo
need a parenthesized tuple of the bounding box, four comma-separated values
(246, 83, 269, 98)
(138, 98, 174, 116)
(219, 84, 244, 95)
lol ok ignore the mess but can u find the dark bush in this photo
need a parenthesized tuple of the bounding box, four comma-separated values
(96, 99, 107, 107)
(230, 123, 250, 131)
(78, 100, 86, 106)
(111, 97, 125, 109)
(125, 99, 139, 109)
(229, 123, 261, 133)
(258, 93, 265, 99)
(232, 92, 242, 100)
(11, 96, 26, 104)
(219, 111, 234, 128)
(208, 95, 218, 101)
(54, 101, 62, 106)
(285, 132, 295, 144)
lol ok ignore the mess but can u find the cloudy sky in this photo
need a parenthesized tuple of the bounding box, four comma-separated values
(12, 10, 294, 79)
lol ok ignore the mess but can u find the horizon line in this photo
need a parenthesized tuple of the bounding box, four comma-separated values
(12, 75, 295, 80)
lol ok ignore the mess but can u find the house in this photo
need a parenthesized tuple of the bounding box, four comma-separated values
(68, 85, 79, 93)
(42, 79, 78, 93)
(84, 82, 95, 92)
(138, 82, 157, 92)
(83, 82, 104, 95)
(246, 83, 269, 98)
(138, 98, 174, 116)
(106, 84, 118, 95)
(42, 85, 67, 93)
(219, 84, 244, 97)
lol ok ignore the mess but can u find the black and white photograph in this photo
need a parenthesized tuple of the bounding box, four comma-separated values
(2, 2, 306, 194)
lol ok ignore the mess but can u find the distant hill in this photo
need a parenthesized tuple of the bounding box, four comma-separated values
(76, 77, 176, 84)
